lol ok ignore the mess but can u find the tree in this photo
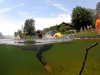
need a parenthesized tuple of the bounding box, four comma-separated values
(24, 19, 35, 36)
(88, 8, 97, 28)
(18, 30, 23, 38)
(14, 30, 23, 38)
(59, 24, 66, 34)
(43, 24, 59, 32)
(71, 6, 93, 30)
(43, 28, 50, 32)
(14, 32, 18, 37)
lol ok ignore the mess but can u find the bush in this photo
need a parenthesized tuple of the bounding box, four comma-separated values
(23, 35, 36, 40)
(64, 31, 74, 34)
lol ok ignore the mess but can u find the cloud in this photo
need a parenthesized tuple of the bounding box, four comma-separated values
(0, 16, 24, 35)
(58, 14, 71, 17)
(45, 0, 51, 3)
(0, 0, 2, 1)
(19, 3, 25, 6)
(0, 6, 18, 13)
(27, 3, 29, 5)
(53, 3, 70, 12)
(18, 10, 28, 16)
(45, 0, 70, 12)
(34, 14, 71, 30)
(0, 8, 10, 12)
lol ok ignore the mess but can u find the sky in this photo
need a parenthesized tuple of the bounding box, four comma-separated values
(0, 0, 100, 35)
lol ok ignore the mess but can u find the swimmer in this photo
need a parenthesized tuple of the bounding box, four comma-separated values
(21, 31, 62, 72)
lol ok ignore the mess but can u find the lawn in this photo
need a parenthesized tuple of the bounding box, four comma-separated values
(0, 39, 100, 75)
(74, 31, 98, 37)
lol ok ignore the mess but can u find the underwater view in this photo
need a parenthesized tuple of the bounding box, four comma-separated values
(0, 39, 100, 75)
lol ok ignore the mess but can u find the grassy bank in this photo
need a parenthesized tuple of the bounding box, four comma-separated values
(73, 31, 98, 37)
(0, 39, 100, 75)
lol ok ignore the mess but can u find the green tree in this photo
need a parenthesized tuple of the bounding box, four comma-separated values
(71, 6, 93, 30)
(14, 32, 18, 37)
(14, 30, 23, 38)
(92, 14, 97, 27)
(43, 28, 50, 32)
(24, 19, 35, 36)
(18, 30, 23, 38)
(88, 9, 97, 28)
(59, 24, 66, 34)
(43, 24, 59, 32)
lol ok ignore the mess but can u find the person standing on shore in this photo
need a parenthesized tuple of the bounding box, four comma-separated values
(95, 12, 100, 37)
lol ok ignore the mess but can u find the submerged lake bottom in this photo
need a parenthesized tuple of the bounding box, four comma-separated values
(0, 39, 100, 75)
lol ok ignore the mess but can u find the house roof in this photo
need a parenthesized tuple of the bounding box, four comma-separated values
(36, 30, 46, 34)
(57, 22, 74, 29)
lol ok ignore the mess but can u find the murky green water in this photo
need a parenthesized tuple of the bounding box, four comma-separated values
(0, 39, 100, 75)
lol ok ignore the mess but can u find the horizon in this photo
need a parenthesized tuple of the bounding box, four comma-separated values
(0, 0, 100, 35)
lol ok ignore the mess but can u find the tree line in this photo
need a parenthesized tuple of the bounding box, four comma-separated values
(43, 23, 68, 34)
(14, 6, 97, 38)
(14, 19, 36, 38)
(71, 6, 95, 30)
(43, 6, 96, 32)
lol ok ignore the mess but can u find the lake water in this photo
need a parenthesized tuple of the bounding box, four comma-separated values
(0, 39, 100, 75)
